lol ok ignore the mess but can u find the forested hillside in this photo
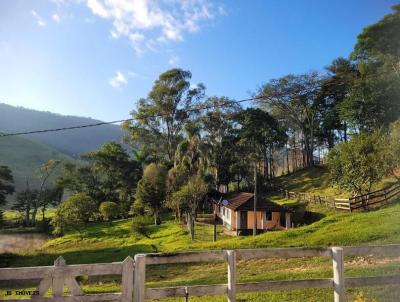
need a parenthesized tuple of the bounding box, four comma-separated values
(0, 134, 73, 206)
(0, 103, 122, 156)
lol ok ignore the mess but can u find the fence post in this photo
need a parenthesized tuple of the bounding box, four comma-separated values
(53, 256, 66, 297)
(134, 254, 146, 302)
(121, 256, 135, 302)
(226, 250, 236, 302)
(332, 247, 345, 302)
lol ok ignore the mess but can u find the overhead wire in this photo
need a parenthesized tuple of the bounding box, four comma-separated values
(0, 95, 265, 138)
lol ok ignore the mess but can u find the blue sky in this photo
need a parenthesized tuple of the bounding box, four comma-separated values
(0, 0, 397, 121)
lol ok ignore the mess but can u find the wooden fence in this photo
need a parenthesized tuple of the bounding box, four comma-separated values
(279, 182, 400, 212)
(1, 244, 400, 302)
(333, 182, 400, 212)
(279, 189, 336, 208)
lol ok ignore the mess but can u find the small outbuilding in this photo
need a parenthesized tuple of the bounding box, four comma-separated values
(212, 192, 292, 235)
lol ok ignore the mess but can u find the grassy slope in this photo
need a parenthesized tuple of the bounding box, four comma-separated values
(2, 201, 400, 267)
(271, 166, 398, 199)
(2, 167, 400, 301)
(2, 202, 400, 301)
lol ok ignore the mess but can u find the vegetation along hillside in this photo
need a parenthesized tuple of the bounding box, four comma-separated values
(0, 134, 73, 205)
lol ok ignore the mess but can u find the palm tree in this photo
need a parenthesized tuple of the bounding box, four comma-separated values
(174, 122, 209, 176)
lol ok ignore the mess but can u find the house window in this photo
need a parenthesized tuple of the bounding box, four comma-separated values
(265, 212, 272, 221)
(223, 207, 225, 216)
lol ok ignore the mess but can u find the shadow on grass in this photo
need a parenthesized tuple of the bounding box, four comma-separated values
(0, 244, 157, 268)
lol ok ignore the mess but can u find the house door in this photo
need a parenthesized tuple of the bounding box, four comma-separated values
(240, 211, 248, 229)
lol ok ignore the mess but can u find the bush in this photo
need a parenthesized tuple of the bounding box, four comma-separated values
(327, 131, 391, 196)
(131, 215, 153, 237)
(99, 201, 119, 223)
(52, 193, 97, 237)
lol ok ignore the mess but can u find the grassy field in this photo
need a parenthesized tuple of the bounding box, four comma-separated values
(1, 167, 400, 301)
(1, 201, 400, 301)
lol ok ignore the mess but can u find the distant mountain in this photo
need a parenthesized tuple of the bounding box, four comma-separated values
(0, 134, 73, 207)
(0, 103, 123, 157)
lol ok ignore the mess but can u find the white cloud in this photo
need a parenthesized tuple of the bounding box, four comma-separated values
(84, 0, 225, 54)
(31, 10, 47, 27)
(87, 0, 109, 18)
(52, 13, 62, 23)
(168, 55, 179, 66)
(109, 71, 128, 88)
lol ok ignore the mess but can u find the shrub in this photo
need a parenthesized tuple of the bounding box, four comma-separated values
(131, 215, 153, 237)
(134, 163, 168, 225)
(327, 131, 391, 196)
(99, 201, 119, 223)
(52, 193, 97, 237)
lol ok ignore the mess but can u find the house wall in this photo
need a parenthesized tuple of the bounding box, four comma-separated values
(214, 204, 290, 231)
(231, 211, 237, 231)
(215, 205, 233, 230)
(247, 211, 283, 230)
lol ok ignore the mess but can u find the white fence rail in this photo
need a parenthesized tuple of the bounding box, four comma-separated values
(1, 245, 400, 302)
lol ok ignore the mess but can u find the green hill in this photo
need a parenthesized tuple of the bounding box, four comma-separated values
(0, 134, 73, 206)
(0, 103, 122, 157)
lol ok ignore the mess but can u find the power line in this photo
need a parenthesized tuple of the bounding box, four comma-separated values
(0, 95, 263, 138)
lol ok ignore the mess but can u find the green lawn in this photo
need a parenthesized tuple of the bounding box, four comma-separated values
(2, 166, 400, 301)
(2, 200, 400, 267)
(1, 202, 400, 301)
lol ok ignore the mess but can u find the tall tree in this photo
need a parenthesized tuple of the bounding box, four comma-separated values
(352, 4, 400, 78)
(342, 5, 400, 131)
(259, 72, 323, 166)
(12, 184, 37, 226)
(82, 142, 141, 214)
(234, 108, 286, 235)
(56, 162, 105, 204)
(201, 97, 240, 190)
(31, 160, 61, 225)
(317, 58, 357, 147)
(126, 69, 205, 165)
(175, 121, 209, 176)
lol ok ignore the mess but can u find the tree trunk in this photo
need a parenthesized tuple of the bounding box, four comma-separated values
(42, 205, 46, 222)
(31, 200, 39, 226)
(286, 143, 290, 174)
(186, 213, 195, 240)
(154, 209, 161, 225)
(253, 164, 257, 236)
(309, 126, 315, 166)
